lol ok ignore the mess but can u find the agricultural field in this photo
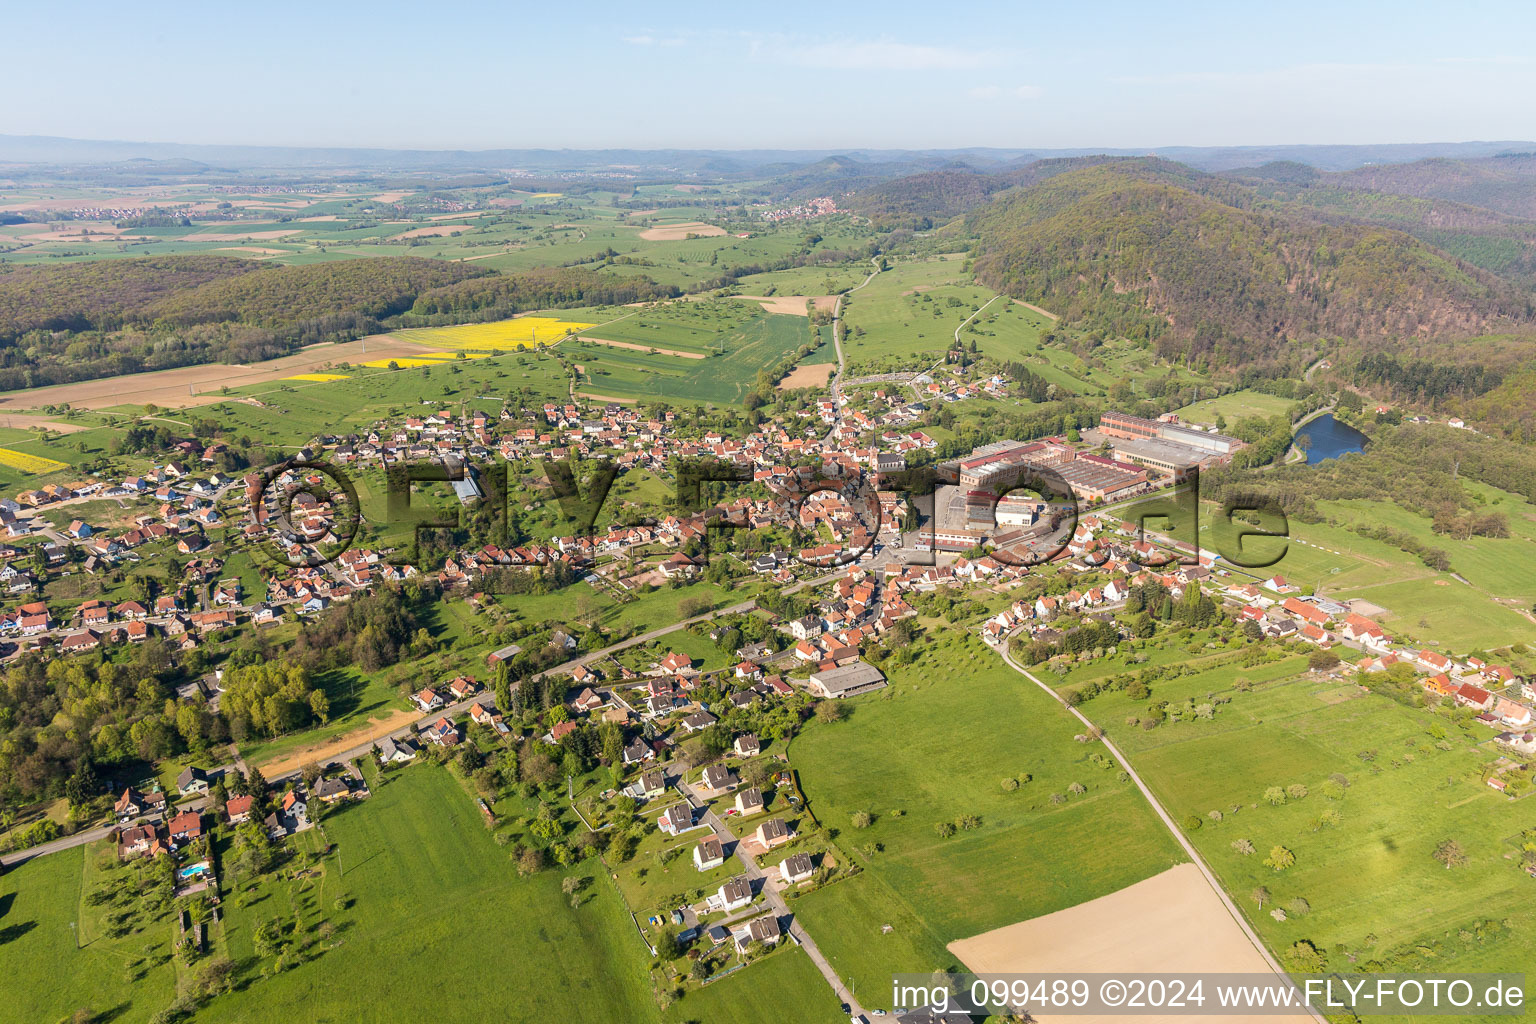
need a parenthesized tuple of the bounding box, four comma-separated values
(392, 316, 599, 352)
(1, 182, 877, 300)
(567, 304, 819, 406)
(203, 766, 660, 1024)
(0, 446, 68, 474)
(1055, 652, 1536, 998)
(170, 350, 575, 446)
(787, 635, 1185, 1010)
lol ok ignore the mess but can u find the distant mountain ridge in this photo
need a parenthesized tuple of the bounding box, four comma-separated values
(1, 133, 1530, 175)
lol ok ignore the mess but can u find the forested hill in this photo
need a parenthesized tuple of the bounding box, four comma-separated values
(848, 156, 1127, 224)
(0, 255, 487, 341)
(0, 256, 675, 391)
(963, 161, 1534, 370)
(1220, 160, 1536, 287)
(1329, 153, 1536, 220)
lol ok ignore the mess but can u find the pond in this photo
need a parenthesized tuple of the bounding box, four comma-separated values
(1296, 413, 1368, 464)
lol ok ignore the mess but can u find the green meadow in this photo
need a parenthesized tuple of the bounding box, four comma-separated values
(206, 765, 658, 1023)
(787, 635, 1185, 1010)
(1176, 388, 1298, 425)
(663, 946, 848, 1024)
(1057, 655, 1536, 998)
(570, 306, 817, 406)
(0, 843, 179, 1024)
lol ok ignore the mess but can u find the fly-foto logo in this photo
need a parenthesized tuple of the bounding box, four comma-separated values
(230, 453, 1289, 572)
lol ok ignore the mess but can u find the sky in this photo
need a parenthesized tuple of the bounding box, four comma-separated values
(8, 0, 1536, 151)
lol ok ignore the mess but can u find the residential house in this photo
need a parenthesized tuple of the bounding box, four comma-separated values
(377, 736, 418, 764)
(715, 878, 753, 913)
(754, 817, 794, 849)
(698, 764, 738, 797)
(779, 851, 814, 884)
(734, 787, 764, 816)
(658, 803, 695, 836)
(168, 810, 203, 843)
(734, 914, 781, 952)
(225, 794, 255, 824)
(694, 835, 725, 870)
(176, 766, 210, 795)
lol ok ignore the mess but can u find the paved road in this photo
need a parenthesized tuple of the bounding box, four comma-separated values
(0, 822, 115, 867)
(997, 640, 1329, 1024)
(0, 789, 220, 867)
(823, 259, 883, 444)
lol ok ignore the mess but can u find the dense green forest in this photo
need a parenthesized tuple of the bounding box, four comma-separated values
(1331, 153, 1536, 220)
(402, 265, 677, 322)
(849, 155, 1124, 226)
(961, 161, 1533, 371)
(0, 255, 483, 340)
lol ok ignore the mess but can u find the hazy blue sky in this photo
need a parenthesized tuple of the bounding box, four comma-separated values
(9, 0, 1536, 150)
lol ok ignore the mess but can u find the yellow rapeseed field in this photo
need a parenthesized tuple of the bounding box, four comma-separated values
(283, 373, 351, 382)
(0, 448, 69, 474)
(391, 318, 594, 352)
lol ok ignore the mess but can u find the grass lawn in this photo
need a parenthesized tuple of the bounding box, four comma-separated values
(0, 843, 179, 1024)
(1176, 389, 1297, 426)
(1061, 648, 1536, 990)
(663, 945, 848, 1024)
(786, 635, 1185, 1010)
(208, 765, 661, 1023)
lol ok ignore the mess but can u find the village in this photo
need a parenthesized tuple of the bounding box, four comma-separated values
(2, 380, 1533, 1019)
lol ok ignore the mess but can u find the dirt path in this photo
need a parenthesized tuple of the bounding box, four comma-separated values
(997, 643, 1327, 1023)
(1011, 298, 1059, 320)
(255, 708, 420, 778)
